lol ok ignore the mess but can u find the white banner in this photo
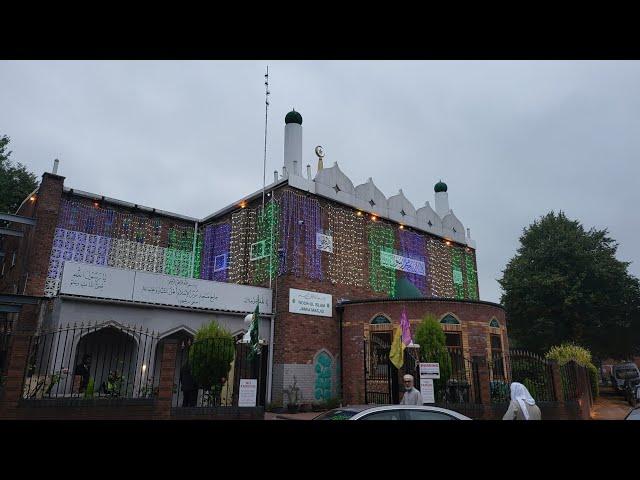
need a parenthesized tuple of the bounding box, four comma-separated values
(316, 233, 334, 253)
(420, 378, 435, 404)
(289, 288, 333, 317)
(453, 268, 463, 285)
(238, 379, 258, 407)
(380, 250, 426, 276)
(60, 261, 272, 314)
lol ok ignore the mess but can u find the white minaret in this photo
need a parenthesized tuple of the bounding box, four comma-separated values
(434, 180, 450, 218)
(283, 109, 303, 177)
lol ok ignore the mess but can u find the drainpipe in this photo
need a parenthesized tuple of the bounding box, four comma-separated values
(189, 221, 199, 278)
(337, 303, 344, 403)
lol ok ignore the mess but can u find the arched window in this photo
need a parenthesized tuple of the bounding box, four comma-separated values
(371, 315, 391, 324)
(489, 318, 500, 328)
(440, 314, 460, 325)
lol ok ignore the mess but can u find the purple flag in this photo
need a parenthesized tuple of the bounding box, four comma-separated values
(400, 307, 412, 346)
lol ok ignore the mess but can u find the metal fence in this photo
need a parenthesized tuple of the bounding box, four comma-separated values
(490, 350, 556, 402)
(560, 361, 579, 401)
(439, 349, 481, 404)
(22, 322, 159, 400)
(172, 337, 267, 408)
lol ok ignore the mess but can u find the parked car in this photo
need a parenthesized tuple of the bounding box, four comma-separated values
(624, 408, 640, 420)
(610, 363, 640, 393)
(312, 404, 471, 420)
(623, 378, 640, 407)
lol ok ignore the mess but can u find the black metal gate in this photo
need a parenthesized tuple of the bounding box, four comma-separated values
(363, 331, 396, 405)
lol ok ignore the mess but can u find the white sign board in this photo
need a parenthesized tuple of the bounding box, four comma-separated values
(420, 378, 435, 404)
(60, 261, 273, 314)
(316, 233, 334, 253)
(453, 268, 463, 285)
(238, 379, 258, 407)
(60, 262, 135, 301)
(419, 362, 440, 379)
(289, 288, 333, 317)
(380, 250, 426, 276)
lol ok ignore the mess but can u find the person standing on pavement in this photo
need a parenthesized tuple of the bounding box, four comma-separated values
(503, 382, 542, 420)
(399, 374, 423, 405)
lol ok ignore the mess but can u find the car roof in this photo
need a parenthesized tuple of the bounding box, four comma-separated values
(625, 408, 640, 420)
(337, 404, 471, 419)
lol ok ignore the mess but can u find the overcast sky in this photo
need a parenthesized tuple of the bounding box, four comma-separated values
(1, 60, 639, 303)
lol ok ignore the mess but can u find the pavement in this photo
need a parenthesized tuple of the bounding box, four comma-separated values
(590, 385, 633, 420)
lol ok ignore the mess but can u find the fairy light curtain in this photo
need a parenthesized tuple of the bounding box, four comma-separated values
(58, 199, 116, 237)
(278, 190, 322, 281)
(450, 247, 465, 299)
(368, 222, 397, 297)
(229, 208, 257, 284)
(201, 223, 231, 282)
(327, 204, 365, 288)
(398, 229, 428, 295)
(165, 226, 203, 278)
(464, 250, 479, 300)
(252, 200, 280, 284)
(426, 237, 454, 298)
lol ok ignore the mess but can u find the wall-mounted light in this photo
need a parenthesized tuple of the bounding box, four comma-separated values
(445, 241, 452, 246)
(371, 215, 377, 221)
(142, 364, 147, 372)
(29, 196, 36, 202)
(399, 225, 404, 230)
(240, 201, 247, 209)
(356, 211, 362, 216)
(93, 201, 100, 208)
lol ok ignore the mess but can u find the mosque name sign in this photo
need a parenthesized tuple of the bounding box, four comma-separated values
(379, 250, 426, 276)
(60, 261, 272, 314)
(289, 288, 333, 317)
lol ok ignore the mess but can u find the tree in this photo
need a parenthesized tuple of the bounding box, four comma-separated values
(499, 211, 640, 360)
(188, 320, 235, 404)
(414, 314, 452, 401)
(0, 135, 39, 214)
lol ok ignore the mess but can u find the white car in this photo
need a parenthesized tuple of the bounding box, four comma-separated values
(312, 404, 471, 420)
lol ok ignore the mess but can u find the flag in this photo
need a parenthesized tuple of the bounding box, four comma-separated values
(400, 306, 412, 346)
(389, 326, 405, 369)
(248, 301, 261, 360)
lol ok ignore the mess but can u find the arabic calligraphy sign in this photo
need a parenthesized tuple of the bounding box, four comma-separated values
(379, 249, 426, 276)
(60, 261, 272, 313)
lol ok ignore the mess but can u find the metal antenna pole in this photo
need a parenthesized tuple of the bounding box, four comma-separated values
(262, 66, 270, 211)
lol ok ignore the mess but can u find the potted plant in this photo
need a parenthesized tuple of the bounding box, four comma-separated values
(283, 376, 301, 413)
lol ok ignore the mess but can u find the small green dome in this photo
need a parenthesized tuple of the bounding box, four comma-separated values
(285, 109, 302, 125)
(394, 277, 423, 300)
(434, 180, 447, 193)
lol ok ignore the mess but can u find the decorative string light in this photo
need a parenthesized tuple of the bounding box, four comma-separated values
(278, 190, 322, 280)
(426, 237, 454, 298)
(450, 247, 465, 299)
(201, 223, 231, 282)
(464, 250, 479, 300)
(368, 222, 396, 297)
(229, 208, 257, 284)
(327, 204, 365, 288)
(253, 200, 280, 284)
(399, 229, 427, 295)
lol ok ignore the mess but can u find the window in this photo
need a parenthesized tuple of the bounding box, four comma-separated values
(440, 314, 460, 325)
(406, 410, 457, 420)
(360, 410, 404, 420)
(489, 318, 500, 328)
(314, 409, 358, 420)
(490, 334, 502, 353)
(371, 315, 391, 324)
(250, 240, 267, 260)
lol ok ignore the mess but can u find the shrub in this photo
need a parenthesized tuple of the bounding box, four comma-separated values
(323, 397, 341, 410)
(84, 378, 95, 398)
(189, 320, 235, 392)
(545, 343, 599, 398)
(415, 314, 452, 401)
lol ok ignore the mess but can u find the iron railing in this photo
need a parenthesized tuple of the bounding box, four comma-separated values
(0, 315, 13, 391)
(172, 337, 267, 408)
(490, 349, 556, 402)
(22, 322, 159, 400)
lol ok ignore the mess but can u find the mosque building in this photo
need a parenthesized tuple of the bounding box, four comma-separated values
(0, 110, 506, 407)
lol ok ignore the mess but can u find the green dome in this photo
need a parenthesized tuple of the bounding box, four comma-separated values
(394, 277, 423, 300)
(434, 180, 447, 193)
(285, 109, 302, 125)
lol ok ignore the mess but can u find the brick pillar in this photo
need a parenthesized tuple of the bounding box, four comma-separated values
(155, 339, 178, 420)
(550, 361, 564, 402)
(475, 355, 491, 406)
(0, 333, 33, 419)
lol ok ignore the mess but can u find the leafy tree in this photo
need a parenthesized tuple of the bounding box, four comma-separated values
(188, 320, 235, 400)
(499, 211, 640, 360)
(414, 314, 452, 401)
(0, 135, 39, 213)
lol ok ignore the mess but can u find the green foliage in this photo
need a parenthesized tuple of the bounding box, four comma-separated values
(545, 343, 599, 398)
(188, 320, 234, 391)
(322, 397, 341, 410)
(522, 378, 539, 400)
(499, 211, 640, 359)
(0, 135, 39, 214)
(84, 378, 95, 398)
(415, 314, 452, 400)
